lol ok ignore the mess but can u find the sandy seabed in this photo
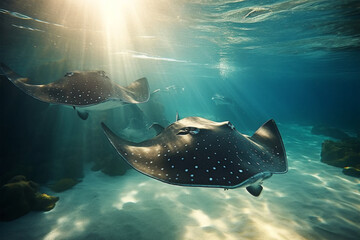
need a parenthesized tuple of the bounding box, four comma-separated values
(0, 124, 359, 240)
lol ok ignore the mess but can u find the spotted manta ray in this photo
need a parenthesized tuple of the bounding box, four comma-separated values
(101, 115, 288, 196)
(0, 63, 150, 120)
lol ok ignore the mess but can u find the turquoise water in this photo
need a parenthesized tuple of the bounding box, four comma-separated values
(0, 0, 359, 239)
(1, 0, 359, 127)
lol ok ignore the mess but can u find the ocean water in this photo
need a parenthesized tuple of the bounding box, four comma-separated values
(0, 0, 359, 239)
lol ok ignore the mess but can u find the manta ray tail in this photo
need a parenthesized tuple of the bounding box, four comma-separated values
(250, 119, 287, 173)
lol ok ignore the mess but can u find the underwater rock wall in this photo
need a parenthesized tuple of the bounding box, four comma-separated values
(0, 175, 59, 221)
(320, 137, 360, 177)
(311, 125, 350, 140)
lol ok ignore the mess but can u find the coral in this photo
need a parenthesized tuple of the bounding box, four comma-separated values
(0, 175, 58, 221)
(50, 178, 79, 192)
(321, 138, 360, 177)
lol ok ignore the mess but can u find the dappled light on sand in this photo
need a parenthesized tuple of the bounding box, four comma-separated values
(43, 216, 90, 240)
(113, 190, 139, 210)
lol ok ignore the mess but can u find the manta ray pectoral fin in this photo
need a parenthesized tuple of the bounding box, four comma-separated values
(123, 77, 150, 103)
(149, 123, 165, 136)
(0, 63, 29, 83)
(251, 119, 283, 152)
(0, 63, 50, 102)
(246, 184, 263, 197)
(250, 119, 287, 173)
(101, 122, 137, 160)
(102, 122, 124, 146)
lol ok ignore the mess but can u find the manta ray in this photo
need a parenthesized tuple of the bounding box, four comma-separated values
(101, 115, 288, 196)
(211, 93, 234, 106)
(0, 63, 150, 120)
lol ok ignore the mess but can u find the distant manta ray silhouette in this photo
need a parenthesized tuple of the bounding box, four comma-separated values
(0, 63, 150, 120)
(101, 115, 288, 196)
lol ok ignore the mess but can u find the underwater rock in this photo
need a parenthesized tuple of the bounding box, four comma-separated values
(101, 158, 129, 176)
(342, 167, 360, 178)
(91, 153, 130, 176)
(321, 138, 360, 177)
(0, 175, 59, 221)
(312, 125, 350, 140)
(49, 178, 80, 192)
(0, 76, 59, 185)
(33, 193, 59, 211)
(91, 162, 103, 172)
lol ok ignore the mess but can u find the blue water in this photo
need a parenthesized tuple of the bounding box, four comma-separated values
(0, 0, 359, 239)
